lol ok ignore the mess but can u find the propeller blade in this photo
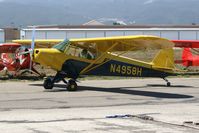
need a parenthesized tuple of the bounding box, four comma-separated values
(29, 27, 36, 72)
(31, 27, 36, 51)
(18, 50, 32, 56)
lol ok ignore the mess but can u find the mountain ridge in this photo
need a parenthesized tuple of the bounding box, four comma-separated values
(0, 0, 199, 27)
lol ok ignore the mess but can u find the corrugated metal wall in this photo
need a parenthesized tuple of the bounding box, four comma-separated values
(22, 28, 199, 40)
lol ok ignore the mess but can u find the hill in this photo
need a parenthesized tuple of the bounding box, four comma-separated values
(0, 0, 199, 27)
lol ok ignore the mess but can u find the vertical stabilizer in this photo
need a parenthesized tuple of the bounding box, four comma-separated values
(182, 48, 192, 66)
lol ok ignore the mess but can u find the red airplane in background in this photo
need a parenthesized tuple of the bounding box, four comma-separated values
(0, 43, 40, 77)
(172, 40, 199, 67)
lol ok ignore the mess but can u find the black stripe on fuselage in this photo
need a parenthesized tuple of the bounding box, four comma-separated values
(61, 59, 173, 79)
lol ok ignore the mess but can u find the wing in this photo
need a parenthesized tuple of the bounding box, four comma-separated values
(70, 36, 175, 71)
(0, 43, 21, 53)
(172, 40, 199, 48)
(14, 36, 174, 52)
(12, 39, 62, 48)
(70, 35, 174, 53)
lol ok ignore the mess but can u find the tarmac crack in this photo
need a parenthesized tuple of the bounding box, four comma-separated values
(0, 99, 198, 112)
(1, 115, 198, 132)
(105, 114, 199, 131)
(0, 98, 51, 102)
(94, 120, 141, 132)
(27, 128, 50, 133)
(0, 118, 95, 124)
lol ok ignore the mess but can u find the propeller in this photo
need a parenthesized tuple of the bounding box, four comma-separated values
(17, 26, 36, 73)
(15, 26, 44, 76)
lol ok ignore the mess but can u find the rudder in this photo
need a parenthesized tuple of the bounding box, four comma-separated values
(152, 48, 174, 70)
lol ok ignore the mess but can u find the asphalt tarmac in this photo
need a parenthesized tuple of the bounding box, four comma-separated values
(0, 78, 199, 133)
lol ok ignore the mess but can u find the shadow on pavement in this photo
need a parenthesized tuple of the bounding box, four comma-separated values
(147, 84, 194, 88)
(30, 84, 194, 99)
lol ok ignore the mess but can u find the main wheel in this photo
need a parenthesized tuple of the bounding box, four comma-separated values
(67, 80, 77, 91)
(43, 77, 54, 89)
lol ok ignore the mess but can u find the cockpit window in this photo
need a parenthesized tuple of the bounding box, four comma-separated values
(53, 39, 70, 52)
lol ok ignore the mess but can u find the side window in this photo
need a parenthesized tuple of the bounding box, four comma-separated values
(65, 46, 95, 60)
(65, 45, 79, 56)
(78, 49, 94, 60)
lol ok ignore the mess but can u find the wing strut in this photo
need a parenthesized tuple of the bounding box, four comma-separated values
(80, 42, 119, 74)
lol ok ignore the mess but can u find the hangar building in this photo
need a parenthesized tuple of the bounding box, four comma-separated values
(21, 25, 199, 40)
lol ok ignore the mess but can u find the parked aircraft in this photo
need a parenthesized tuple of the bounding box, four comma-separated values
(172, 40, 199, 67)
(28, 35, 181, 91)
(0, 43, 41, 77)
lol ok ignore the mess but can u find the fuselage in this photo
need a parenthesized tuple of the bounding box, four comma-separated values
(33, 48, 175, 79)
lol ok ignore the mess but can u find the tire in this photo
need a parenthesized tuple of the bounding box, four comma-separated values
(43, 77, 54, 89)
(67, 80, 77, 91)
(167, 82, 171, 87)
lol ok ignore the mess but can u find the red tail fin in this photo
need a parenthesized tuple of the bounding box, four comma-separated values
(182, 48, 199, 66)
(182, 48, 192, 67)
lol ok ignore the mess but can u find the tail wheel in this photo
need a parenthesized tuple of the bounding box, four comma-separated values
(67, 79, 77, 91)
(167, 82, 171, 87)
(43, 77, 54, 89)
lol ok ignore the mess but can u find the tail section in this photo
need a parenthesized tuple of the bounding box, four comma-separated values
(152, 48, 175, 70)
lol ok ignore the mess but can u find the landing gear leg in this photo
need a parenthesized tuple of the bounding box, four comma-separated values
(163, 77, 171, 87)
(43, 71, 66, 90)
(62, 78, 68, 84)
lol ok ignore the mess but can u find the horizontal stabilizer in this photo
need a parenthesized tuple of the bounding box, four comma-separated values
(172, 40, 199, 48)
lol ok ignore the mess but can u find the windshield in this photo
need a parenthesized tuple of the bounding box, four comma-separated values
(53, 38, 70, 52)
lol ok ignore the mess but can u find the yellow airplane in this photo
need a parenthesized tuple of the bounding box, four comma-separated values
(21, 35, 180, 91)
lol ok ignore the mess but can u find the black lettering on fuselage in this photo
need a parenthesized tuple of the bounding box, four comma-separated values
(110, 64, 142, 76)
